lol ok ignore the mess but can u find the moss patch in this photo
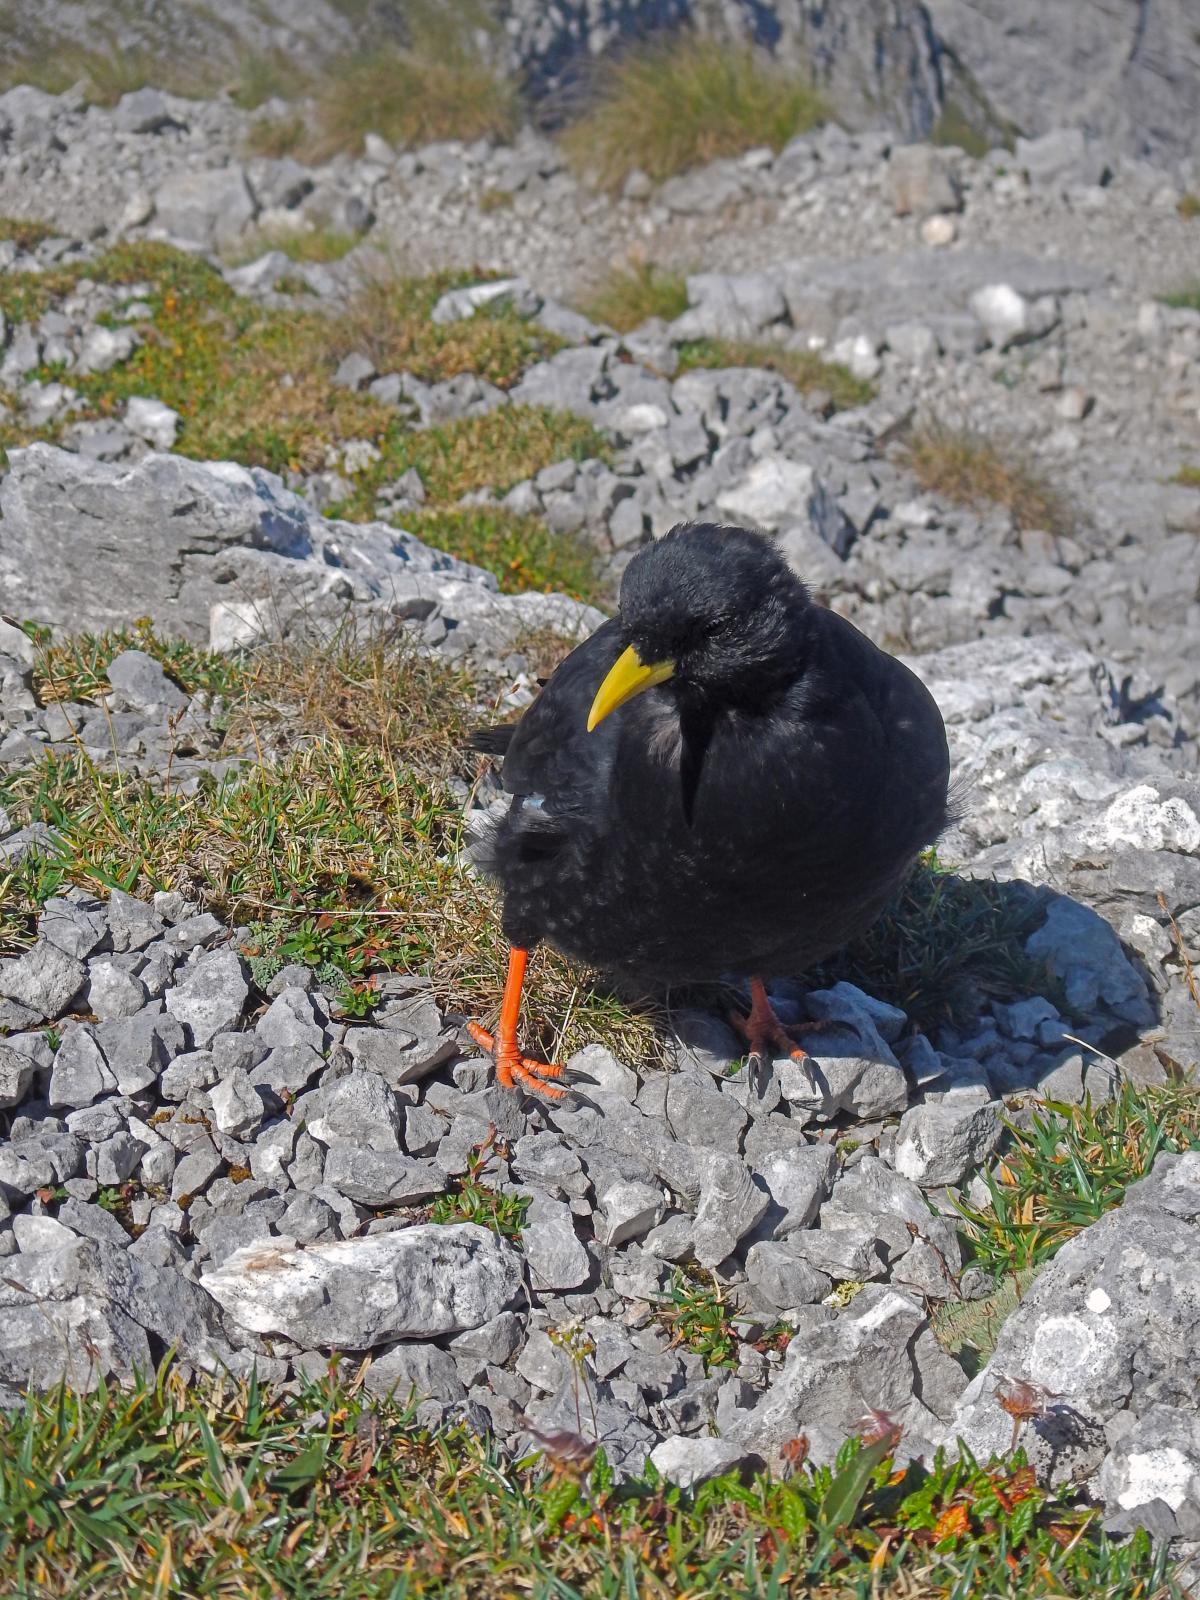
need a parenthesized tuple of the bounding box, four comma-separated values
(677, 337, 875, 412)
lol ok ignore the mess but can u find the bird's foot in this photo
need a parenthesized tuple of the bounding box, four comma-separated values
(467, 1021, 566, 1100)
(728, 1007, 812, 1066)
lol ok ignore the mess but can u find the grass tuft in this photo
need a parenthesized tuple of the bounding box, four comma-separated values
(677, 337, 875, 412)
(429, 1146, 530, 1238)
(307, 6, 519, 160)
(905, 422, 1073, 535)
(811, 854, 1061, 1031)
(1159, 280, 1200, 312)
(0, 214, 56, 251)
(30, 617, 245, 706)
(1172, 464, 1200, 488)
(954, 1080, 1200, 1277)
(243, 111, 309, 160)
(581, 262, 689, 332)
(0, 1362, 1174, 1598)
(561, 37, 827, 191)
(1177, 193, 1200, 220)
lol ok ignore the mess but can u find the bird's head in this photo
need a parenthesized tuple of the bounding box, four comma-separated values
(588, 522, 813, 731)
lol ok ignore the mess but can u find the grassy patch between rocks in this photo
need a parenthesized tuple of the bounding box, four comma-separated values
(0, 242, 609, 601)
(0, 44, 223, 103)
(581, 263, 690, 332)
(811, 854, 1062, 1032)
(561, 38, 828, 191)
(399, 507, 605, 601)
(1172, 464, 1200, 488)
(0, 1364, 1173, 1600)
(227, 224, 363, 265)
(27, 618, 247, 707)
(905, 423, 1073, 536)
(677, 338, 875, 413)
(953, 1080, 1200, 1277)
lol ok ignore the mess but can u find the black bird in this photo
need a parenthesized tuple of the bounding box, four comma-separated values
(468, 522, 950, 1096)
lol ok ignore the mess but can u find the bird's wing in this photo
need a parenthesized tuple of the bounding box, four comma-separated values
(496, 618, 626, 810)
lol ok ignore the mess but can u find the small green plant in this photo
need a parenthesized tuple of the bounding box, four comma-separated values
(430, 1146, 530, 1240)
(581, 262, 689, 332)
(1178, 193, 1200, 220)
(41, 1026, 63, 1052)
(1172, 464, 1200, 488)
(96, 1187, 123, 1213)
(562, 37, 827, 191)
(955, 1081, 1200, 1277)
(905, 422, 1073, 535)
(677, 337, 875, 412)
(656, 1269, 742, 1370)
(335, 979, 382, 1019)
(477, 188, 515, 214)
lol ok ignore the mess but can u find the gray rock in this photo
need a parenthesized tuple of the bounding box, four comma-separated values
(744, 1240, 833, 1311)
(691, 1154, 770, 1269)
(893, 1099, 1002, 1188)
(364, 1342, 466, 1403)
(523, 1192, 590, 1291)
(209, 1069, 264, 1137)
(201, 1224, 523, 1347)
(153, 165, 257, 250)
(952, 1151, 1200, 1494)
(0, 1132, 83, 1198)
(124, 397, 180, 450)
(322, 1146, 447, 1206)
(0, 1042, 37, 1109)
(13, 1212, 77, 1253)
(105, 889, 165, 953)
(303, 1071, 405, 1152)
(1025, 899, 1152, 1023)
(886, 144, 962, 217)
(787, 1207, 891, 1281)
(49, 1024, 114, 1110)
(0, 939, 85, 1020)
(754, 1144, 837, 1237)
(732, 1285, 928, 1465)
(649, 1435, 752, 1487)
(596, 1180, 666, 1247)
(86, 962, 149, 1020)
(1097, 1406, 1200, 1539)
(165, 949, 249, 1047)
(94, 1012, 186, 1096)
(255, 986, 326, 1053)
(105, 650, 188, 714)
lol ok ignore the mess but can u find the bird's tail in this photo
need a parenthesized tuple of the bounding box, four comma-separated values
(469, 724, 517, 757)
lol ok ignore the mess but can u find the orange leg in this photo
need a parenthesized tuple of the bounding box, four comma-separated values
(729, 976, 814, 1067)
(467, 946, 566, 1099)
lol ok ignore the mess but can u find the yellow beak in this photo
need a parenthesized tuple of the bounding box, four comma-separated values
(587, 645, 676, 732)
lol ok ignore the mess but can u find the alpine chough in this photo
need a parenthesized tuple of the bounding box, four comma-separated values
(469, 521, 950, 1096)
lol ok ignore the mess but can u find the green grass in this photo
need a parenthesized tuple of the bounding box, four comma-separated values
(228, 224, 362, 265)
(581, 262, 690, 332)
(0, 1363, 1174, 1599)
(0, 624, 658, 1065)
(656, 1269, 744, 1370)
(0, 242, 609, 601)
(677, 337, 875, 412)
(931, 1267, 1039, 1374)
(1159, 280, 1200, 313)
(561, 37, 828, 192)
(1178, 193, 1200, 220)
(811, 854, 1064, 1032)
(953, 1081, 1200, 1277)
(1172, 464, 1200, 487)
(905, 423, 1073, 536)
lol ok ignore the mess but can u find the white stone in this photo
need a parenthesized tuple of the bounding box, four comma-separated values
(125, 397, 180, 450)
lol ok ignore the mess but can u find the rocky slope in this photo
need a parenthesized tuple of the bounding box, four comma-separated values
(1, 50, 1200, 1574)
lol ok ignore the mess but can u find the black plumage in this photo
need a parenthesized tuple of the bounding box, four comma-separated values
(469, 521, 950, 1088)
